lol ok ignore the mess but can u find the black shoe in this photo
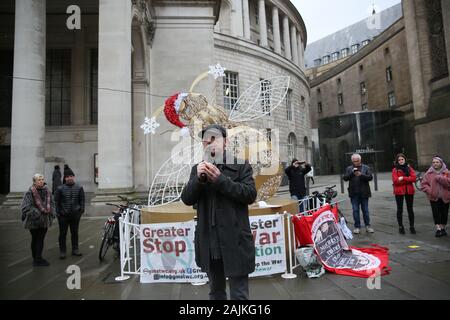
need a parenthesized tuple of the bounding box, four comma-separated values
(59, 252, 66, 260)
(442, 229, 448, 236)
(435, 230, 443, 238)
(33, 259, 50, 267)
(72, 250, 82, 257)
(410, 227, 416, 234)
(399, 226, 405, 234)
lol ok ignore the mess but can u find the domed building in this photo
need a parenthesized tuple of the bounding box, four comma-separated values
(0, 0, 310, 204)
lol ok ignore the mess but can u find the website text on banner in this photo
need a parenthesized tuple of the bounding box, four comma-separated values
(140, 214, 286, 283)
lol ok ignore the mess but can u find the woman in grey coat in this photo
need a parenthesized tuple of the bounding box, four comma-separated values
(21, 174, 55, 267)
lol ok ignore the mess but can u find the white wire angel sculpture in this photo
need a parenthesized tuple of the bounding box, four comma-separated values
(141, 64, 290, 207)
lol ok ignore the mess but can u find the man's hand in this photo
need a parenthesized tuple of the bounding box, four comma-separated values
(197, 161, 208, 180)
(354, 171, 361, 177)
(204, 162, 221, 183)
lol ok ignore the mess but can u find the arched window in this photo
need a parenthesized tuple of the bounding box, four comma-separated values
(287, 133, 297, 161)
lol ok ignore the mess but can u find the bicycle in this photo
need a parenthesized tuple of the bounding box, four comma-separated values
(415, 171, 424, 191)
(98, 196, 144, 262)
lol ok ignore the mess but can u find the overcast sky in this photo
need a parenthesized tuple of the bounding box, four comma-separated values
(291, 0, 401, 44)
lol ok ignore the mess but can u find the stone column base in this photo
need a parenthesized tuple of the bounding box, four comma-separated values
(2, 192, 25, 208)
(90, 187, 137, 205)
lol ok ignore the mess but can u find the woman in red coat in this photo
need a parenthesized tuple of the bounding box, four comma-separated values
(392, 154, 417, 234)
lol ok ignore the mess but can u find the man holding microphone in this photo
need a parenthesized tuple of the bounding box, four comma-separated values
(181, 124, 257, 300)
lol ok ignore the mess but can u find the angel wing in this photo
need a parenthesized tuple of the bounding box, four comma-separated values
(228, 76, 290, 122)
(147, 142, 203, 207)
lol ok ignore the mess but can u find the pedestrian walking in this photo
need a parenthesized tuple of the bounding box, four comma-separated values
(392, 153, 417, 234)
(52, 165, 62, 194)
(421, 156, 450, 237)
(54, 167, 85, 258)
(20, 174, 55, 267)
(181, 124, 257, 300)
(343, 154, 374, 234)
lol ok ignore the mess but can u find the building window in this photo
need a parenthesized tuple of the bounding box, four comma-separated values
(90, 48, 98, 125)
(360, 82, 367, 95)
(314, 59, 322, 67)
(351, 44, 359, 54)
(338, 93, 343, 106)
(46, 49, 71, 126)
(362, 103, 368, 110)
(362, 39, 370, 46)
(254, 4, 258, 25)
(317, 88, 321, 95)
(388, 91, 396, 107)
(0, 50, 13, 127)
(386, 66, 393, 82)
(287, 133, 297, 161)
(359, 64, 364, 71)
(260, 78, 271, 115)
(331, 52, 339, 62)
(322, 55, 330, 64)
(384, 47, 390, 55)
(318, 102, 323, 114)
(286, 89, 292, 121)
(337, 78, 342, 86)
(223, 71, 239, 110)
(341, 48, 349, 58)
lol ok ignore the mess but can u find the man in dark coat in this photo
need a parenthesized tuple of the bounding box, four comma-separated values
(285, 158, 312, 212)
(52, 165, 62, 194)
(181, 124, 257, 300)
(343, 153, 374, 234)
(54, 167, 85, 259)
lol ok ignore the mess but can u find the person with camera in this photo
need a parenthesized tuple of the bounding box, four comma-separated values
(181, 124, 257, 300)
(285, 158, 312, 213)
(343, 154, 374, 234)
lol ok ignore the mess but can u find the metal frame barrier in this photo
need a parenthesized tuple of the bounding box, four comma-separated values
(115, 208, 141, 281)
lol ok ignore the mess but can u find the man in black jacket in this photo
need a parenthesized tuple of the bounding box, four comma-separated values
(54, 168, 85, 259)
(181, 124, 257, 300)
(285, 158, 312, 213)
(343, 154, 374, 234)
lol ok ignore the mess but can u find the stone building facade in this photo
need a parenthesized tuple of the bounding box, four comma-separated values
(307, 0, 450, 174)
(0, 0, 310, 204)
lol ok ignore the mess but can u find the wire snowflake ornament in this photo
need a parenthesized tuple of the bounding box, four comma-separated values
(208, 63, 227, 79)
(140, 117, 160, 135)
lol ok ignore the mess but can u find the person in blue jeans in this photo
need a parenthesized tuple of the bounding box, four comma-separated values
(343, 154, 374, 234)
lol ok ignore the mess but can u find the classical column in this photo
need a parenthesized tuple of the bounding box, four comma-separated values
(283, 15, 292, 59)
(71, 28, 86, 125)
(96, 0, 133, 195)
(243, 0, 251, 40)
(258, 0, 268, 47)
(231, 0, 244, 38)
(291, 26, 299, 65)
(297, 33, 304, 69)
(272, 6, 281, 54)
(9, 0, 46, 198)
(441, 0, 450, 77)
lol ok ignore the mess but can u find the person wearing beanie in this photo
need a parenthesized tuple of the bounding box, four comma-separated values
(54, 167, 85, 258)
(421, 156, 450, 237)
(392, 154, 417, 234)
(52, 165, 62, 194)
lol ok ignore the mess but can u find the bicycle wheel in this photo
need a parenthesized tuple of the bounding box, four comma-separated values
(99, 223, 114, 261)
(414, 173, 423, 191)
